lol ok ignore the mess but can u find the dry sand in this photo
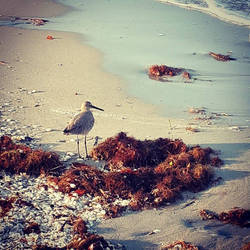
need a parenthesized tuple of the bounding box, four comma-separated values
(0, 0, 249, 249)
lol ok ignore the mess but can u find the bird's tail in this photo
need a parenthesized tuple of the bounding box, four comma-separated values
(63, 128, 70, 134)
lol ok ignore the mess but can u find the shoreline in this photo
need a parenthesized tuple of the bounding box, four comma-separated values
(157, 0, 250, 28)
(0, 0, 250, 249)
(0, 0, 249, 160)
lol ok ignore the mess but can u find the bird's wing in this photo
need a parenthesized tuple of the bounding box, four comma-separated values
(64, 112, 84, 133)
(64, 111, 94, 134)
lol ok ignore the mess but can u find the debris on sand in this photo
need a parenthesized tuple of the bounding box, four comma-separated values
(188, 108, 206, 114)
(32, 217, 120, 250)
(161, 240, 199, 250)
(186, 127, 200, 133)
(67, 217, 112, 249)
(29, 18, 48, 26)
(46, 35, 54, 40)
(0, 15, 49, 26)
(209, 52, 236, 62)
(90, 132, 187, 170)
(0, 136, 62, 176)
(0, 60, 8, 66)
(0, 16, 49, 26)
(241, 242, 250, 250)
(200, 208, 250, 227)
(23, 221, 41, 234)
(0, 196, 16, 217)
(48, 133, 222, 215)
(91, 132, 222, 170)
(148, 65, 191, 82)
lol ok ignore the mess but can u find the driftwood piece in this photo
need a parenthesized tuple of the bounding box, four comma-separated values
(209, 52, 236, 62)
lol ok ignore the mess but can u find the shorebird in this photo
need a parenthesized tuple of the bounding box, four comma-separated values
(63, 101, 104, 158)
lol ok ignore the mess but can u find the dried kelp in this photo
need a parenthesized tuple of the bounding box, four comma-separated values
(0, 136, 62, 176)
(148, 65, 191, 81)
(51, 163, 105, 196)
(186, 127, 200, 133)
(241, 242, 250, 250)
(91, 132, 222, 170)
(209, 52, 236, 61)
(23, 221, 41, 234)
(0, 16, 48, 26)
(32, 217, 118, 249)
(49, 133, 221, 215)
(66, 217, 114, 249)
(91, 132, 189, 170)
(200, 208, 250, 227)
(161, 240, 199, 250)
(0, 196, 16, 217)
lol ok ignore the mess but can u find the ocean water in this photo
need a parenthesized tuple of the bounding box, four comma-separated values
(214, 0, 250, 20)
(5, 0, 250, 126)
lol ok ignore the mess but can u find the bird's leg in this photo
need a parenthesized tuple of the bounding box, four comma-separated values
(84, 135, 89, 159)
(76, 135, 81, 158)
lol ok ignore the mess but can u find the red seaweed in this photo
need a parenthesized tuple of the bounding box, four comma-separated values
(161, 240, 199, 250)
(0, 197, 16, 217)
(200, 208, 250, 227)
(147, 65, 192, 82)
(0, 136, 62, 176)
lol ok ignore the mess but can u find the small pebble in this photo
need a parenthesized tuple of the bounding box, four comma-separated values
(45, 128, 53, 132)
(69, 183, 76, 188)
(58, 139, 66, 143)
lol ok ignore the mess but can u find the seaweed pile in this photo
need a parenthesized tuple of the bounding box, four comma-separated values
(200, 208, 250, 228)
(208, 52, 236, 62)
(49, 132, 222, 215)
(91, 132, 222, 170)
(148, 65, 191, 81)
(0, 16, 49, 26)
(0, 133, 224, 248)
(0, 197, 16, 217)
(33, 217, 116, 250)
(0, 136, 62, 176)
(241, 242, 250, 250)
(161, 240, 199, 250)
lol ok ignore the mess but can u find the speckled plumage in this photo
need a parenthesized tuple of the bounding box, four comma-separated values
(64, 110, 94, 135)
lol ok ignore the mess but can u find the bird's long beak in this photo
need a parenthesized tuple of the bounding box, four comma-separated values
(90, 104, 104, 111)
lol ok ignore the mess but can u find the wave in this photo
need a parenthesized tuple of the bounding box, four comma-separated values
(157, 0, 250, 28)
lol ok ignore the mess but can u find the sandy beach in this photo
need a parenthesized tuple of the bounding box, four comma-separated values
(0, 0, 249, 249)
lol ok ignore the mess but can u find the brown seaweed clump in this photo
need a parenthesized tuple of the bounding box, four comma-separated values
(23, 221, 41, 234)
(161, 240, 199, 250)
(33, 217, 116, 250)
(148, 64, 190, 81)
(0, 197, 16, 217)
(209, 52, 236, 62)
(68, 218, 111, 250)
(29, 18, 48, 26)
(50, 164, 105, 196)
(90, 132, 189, 170)
(91, 132, 222, 170)
(0, 136, 62, 176)
(241, 242, 250, 250)
(49, 133, 222, 215)
(200, 208, 250, 228)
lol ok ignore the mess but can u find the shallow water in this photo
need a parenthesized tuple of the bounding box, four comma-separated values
(214, 0, 250, 20)
(7, 0, 250, 125)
